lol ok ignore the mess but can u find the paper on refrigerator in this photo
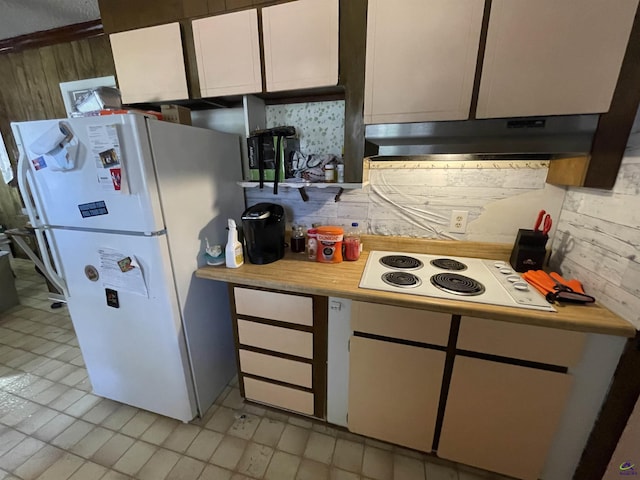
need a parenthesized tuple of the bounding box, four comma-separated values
(0, 132, 13, 184)
(87, 124, 128, 193)
(98, 247, 148, 297)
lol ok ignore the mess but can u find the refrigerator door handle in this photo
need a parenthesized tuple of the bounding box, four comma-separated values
(17, 153, 69, 297)
(17, 139, 40, 228)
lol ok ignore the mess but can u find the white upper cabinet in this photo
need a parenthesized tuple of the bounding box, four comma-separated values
(476, 0, 639, 118)
(364, 0, 485, 124)
(262, 0, 339, 92)
(192, 9, 262, 98)
(110, 23, 189, 104)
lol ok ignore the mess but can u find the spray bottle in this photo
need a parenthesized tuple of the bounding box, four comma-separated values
(225, 219, 244, 268)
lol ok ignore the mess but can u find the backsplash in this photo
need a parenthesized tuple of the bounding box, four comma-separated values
(246, 101, 565, 244)
(246, 163, 564, 244)
(550, 108, 640, 328)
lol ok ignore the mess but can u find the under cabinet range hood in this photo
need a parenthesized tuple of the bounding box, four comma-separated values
(365, 115, 599, 157)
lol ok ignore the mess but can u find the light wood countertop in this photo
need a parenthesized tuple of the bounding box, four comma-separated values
(195, 236, 635, 338)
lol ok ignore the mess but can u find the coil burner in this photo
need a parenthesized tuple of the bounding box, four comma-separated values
(430, 273, 485, 296)
(430, 258, 467, 271)
(379, 255, 423, 270)
(381, 271, 422, 288)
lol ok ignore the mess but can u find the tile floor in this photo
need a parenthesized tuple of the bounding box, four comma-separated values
(0, 258, 507, 480)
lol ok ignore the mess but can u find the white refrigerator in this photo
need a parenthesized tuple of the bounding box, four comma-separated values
(12, 113, 245, 422)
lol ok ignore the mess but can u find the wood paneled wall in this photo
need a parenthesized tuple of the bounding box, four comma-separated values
(0, 33, 116, 232)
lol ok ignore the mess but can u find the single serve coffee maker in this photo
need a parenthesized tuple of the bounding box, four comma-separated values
(241, 203, 286, 265)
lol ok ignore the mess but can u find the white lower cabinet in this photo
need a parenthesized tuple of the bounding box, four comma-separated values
(346, 303, 583, 479)
(437, 356, 572, 480)
(348, 336, 446, 452)
(231, 286, 325, 419)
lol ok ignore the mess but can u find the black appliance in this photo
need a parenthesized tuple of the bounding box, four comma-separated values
(241, 203, 286, 265)
(247, 126, 297, 194)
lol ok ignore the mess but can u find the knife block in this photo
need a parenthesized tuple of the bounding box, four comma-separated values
(510, 229, 548, 272)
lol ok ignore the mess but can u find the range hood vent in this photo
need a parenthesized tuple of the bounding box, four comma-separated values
(365, 115, 599, 157)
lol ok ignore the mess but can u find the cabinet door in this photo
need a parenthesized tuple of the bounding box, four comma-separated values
(476, 0, 639, 118)
(192, 10, 262, 97)
(438, 356, 572, 480)
(364, 0, 484, 124)
(348, 336, 445, 452)
(262, 0, 339, 92)
(110, 23, 189, 104)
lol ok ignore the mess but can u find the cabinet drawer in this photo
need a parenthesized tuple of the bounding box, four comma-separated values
(457, 316, 586, 367)
(234, 287, 313, 326)
(239, 349, 312, 388)
(244, 377, 314, 416)
(351, 301, 451, 346)
(237, 319, 313, 359)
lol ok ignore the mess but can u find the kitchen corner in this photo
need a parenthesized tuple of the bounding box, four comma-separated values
(195, 234, 633, 480)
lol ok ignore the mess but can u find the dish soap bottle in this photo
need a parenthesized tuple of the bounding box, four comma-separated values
(225, 219, 244, 268)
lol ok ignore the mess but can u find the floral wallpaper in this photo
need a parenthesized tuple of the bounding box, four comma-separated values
(266, 101, 345, 155)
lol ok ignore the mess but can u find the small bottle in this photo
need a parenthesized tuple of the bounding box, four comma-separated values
(291, 225, 306, 253)
(307, 228, 318, 260)
(225, 219, 244, 268)
(344, 222, 362, 261)
(324, 164, 336, 183)
(336, 164, 344, 183)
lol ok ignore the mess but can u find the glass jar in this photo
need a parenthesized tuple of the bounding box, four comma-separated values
(324, 164, 336, 183)
(291, 225, 306, 253)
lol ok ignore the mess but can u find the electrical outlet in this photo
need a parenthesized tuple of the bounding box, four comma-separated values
(449, 210, 468, 233)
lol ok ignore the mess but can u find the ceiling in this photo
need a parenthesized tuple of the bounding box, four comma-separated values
(0, 0, 100, 41)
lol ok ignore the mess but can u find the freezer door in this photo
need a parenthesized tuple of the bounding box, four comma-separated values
(13, 114, 164, 233)
(51, 228, 197, 421)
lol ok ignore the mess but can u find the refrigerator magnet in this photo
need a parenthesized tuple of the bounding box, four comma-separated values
(84, 265, 99, 282)
(31, 157, 47, 171)
(105, 288, 119, 308)
(117, 256, 134, 272)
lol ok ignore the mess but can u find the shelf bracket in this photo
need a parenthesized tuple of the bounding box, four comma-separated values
(298, 187, 309, 202)
(334, 187, 344, 202)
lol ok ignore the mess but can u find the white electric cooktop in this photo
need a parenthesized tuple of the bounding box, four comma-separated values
(359, 251, 555, 312)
